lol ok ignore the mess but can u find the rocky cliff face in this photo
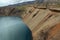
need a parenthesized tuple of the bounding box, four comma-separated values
(0, 6, 26, 18)
(22, 6, 60, 40)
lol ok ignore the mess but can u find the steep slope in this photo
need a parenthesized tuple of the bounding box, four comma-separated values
(22, 6, 60, 40)
(0, 5, 27, 17)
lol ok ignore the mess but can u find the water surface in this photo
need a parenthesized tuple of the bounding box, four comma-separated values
(0, 16, 32, 40)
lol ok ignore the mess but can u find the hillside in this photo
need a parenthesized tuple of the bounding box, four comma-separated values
(22, 6, 60, 40)
(0, 5, 28, 17)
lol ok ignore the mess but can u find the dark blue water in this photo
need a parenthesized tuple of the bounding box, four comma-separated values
(0, 16, 32, 40)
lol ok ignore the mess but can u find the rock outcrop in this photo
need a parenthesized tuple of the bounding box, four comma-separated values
(0, 7, 25, 18)
(22, 6, 60, 40)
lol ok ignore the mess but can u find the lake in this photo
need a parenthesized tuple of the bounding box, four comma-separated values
(0, 16, 32, 40)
